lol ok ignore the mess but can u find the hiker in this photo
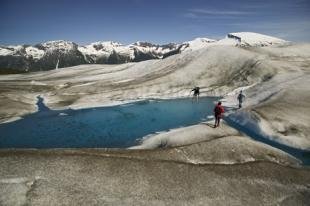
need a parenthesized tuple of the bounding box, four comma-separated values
(190, 87, 200, 102)
(237, 90, 246, 108)
(214, 101, 224, 128)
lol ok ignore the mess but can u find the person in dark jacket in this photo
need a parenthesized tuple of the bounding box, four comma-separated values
(214, 101, 224, 128)
(190, 87, 200, 102)
(237, 90, 246, 108)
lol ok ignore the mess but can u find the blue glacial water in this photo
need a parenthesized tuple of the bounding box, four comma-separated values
(0, 96, 218, 148)
(1, 96, 309, 165)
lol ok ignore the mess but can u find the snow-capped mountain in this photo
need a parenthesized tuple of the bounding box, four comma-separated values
(0, 40, 185, 71)
(0, 32, 288, 72)
(78, 41, 133, 64)
(0, 40, 85, 72)
(180, 37, 217, 51)
(78, 41, 184, 64)
(226, 32, 288, 46)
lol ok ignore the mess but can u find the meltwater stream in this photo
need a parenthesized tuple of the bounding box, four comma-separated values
(225, 111, 310, 165)
(0, 96, 218, 148)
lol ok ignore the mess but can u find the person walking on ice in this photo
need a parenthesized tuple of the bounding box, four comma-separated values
(237, 90, 246, 108)
(190, 86, 200, 102)
(214, 101, 224, 128)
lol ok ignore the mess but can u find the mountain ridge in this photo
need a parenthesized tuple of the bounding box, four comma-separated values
(0, 32, 288, 72)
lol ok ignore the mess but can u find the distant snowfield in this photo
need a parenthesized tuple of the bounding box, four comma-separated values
(0, 34, 310, 151)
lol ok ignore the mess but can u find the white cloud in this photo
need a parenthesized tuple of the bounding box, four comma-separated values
(189, 9, 254, 16)
(184, 8, 255, 19)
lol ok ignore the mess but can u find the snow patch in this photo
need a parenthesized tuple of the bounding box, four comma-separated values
(182, 37, 216, 51)
(41, 40, 76, 52)
(0, 47, 15, 56)
(215, 37, 239, 46)
(30, 80, 47, 85)
(25, 47, 44, 59)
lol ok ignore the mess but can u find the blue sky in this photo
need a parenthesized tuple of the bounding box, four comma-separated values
(0, 0, 309, 45)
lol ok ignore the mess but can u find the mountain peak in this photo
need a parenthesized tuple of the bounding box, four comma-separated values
(191, 37, 216, 43)
(91, 41, 123, 47)
(132, 41, 158, 48)
(227, 32, 288, 46)
(37, 40, 77, 52)
(181, 37, 216, 51)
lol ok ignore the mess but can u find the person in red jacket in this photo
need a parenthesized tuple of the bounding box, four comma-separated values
(214, 101, 224, 128)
